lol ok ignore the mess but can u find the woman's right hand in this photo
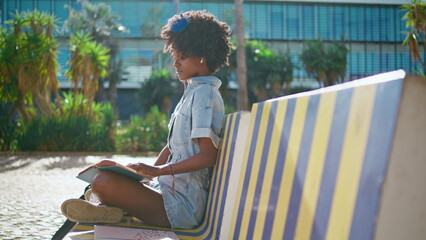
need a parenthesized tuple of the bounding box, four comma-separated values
(127, 162, 167, 178)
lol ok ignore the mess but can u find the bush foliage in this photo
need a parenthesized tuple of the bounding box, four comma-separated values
(0, 104, 19, 151)
(2, 93, 170, 153)
(137, 70, 177, 115)
(16, 115, 111, 151)
(14, 92, 116, 152)
(116, 106, 169, 153)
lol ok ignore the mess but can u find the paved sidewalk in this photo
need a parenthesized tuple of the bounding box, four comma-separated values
(0, 153, 155, 240)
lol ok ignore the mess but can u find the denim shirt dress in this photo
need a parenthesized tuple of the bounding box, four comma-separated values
(157, 76, 224, 229)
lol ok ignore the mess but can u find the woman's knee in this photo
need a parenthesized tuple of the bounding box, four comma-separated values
(91, 171, 116, 198)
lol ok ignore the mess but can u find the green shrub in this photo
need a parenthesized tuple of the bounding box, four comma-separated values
(289, 86, 315, 95)
(17, 97, 117, 152)
(116, 106, 169, 152)
(59, 92, 108, 122)
(224, 104, 236, 114)
(17, 115, 88, 151)
(16, 114, 114, 152)
(137, 70, 177, 114)
(0, 104, 19, 151)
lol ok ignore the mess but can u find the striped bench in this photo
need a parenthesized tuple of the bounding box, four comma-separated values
(63, 70, 426, 240)
(226, 70, 425, 240)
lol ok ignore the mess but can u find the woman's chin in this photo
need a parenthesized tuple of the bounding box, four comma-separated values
(178, 76, 188, 81)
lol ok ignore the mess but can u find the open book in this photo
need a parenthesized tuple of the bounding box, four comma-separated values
(77, 160, 152, 183)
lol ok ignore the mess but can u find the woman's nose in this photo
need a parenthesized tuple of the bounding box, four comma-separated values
(173, 60, 178, 67)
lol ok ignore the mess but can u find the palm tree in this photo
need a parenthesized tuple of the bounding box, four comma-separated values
(300, 39, 327, 87)
(235, 0, 249, 110)
(0, 10, 61, 122)
(271, 51, 294, 96)
(174, 0, 180, 14)
(64, 1, 127, 105)
(65, 32, 110, 117)
(0, 12, 30, 122)
(229, 40, 294, 103)
(401, 0, 426, 74)
(141, 5, 167, 37)
(24, 10, 61, 116)
(220, 6, 251, 35)
(137, 70, 177, 116)
(326, 42, 349, 84)
(300, 39, 348, 87)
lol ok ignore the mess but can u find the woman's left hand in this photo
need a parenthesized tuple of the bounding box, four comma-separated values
(127, 163, 163, 178)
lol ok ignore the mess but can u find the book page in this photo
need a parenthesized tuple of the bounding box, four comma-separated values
(95, 225, 178, 240)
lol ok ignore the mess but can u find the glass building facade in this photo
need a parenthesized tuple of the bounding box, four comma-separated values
(1, 0, 414, 85)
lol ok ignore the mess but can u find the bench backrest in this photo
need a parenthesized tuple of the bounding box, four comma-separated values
(173, 111, 251, 239)
(223, 70, 426, 240)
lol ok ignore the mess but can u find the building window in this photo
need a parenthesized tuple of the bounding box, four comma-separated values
(302, 5, 315, 39)
(271, 5, 284, 39)
(287, 4, 301, 40)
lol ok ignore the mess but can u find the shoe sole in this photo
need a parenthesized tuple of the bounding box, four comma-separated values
(61, 199, 123, 223)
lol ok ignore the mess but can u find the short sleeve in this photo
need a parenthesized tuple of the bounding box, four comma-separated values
(190, 85, 221, 148)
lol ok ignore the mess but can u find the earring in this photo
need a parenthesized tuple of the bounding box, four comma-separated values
(200, 58, 204, 64)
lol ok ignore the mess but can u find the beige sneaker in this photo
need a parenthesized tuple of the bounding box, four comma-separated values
(61, 199, 123, 223)
(84, 189, 101, 204)
(84, 189, 92, 201)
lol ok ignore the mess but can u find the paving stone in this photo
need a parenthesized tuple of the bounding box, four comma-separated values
(0, 154, 155, 239)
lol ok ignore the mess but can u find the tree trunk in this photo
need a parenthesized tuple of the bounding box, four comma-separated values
(109, 80, 117, 108)
(235, 0, 249, 111)
(284, 80, 291, 95)
(96, 78, 107, 102)
(252, 85, 268, 102)
(317, 71, 327, 87)
(54, 89, 64, 115)
(33, 91, 55, 116)
(271, 81, 283, 97)
(15, 100, 31, 123)
(162, 97, 172, 116)
(174, 0, 180, 14)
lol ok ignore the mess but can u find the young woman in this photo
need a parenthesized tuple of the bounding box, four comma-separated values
(61, 10, 232, 229)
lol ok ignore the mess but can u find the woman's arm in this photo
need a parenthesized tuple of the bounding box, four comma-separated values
(127, 146, 170, 178)
(129, 138, 217, 177)
(154, 146, 171, 166)
(167, 138, 217, 174)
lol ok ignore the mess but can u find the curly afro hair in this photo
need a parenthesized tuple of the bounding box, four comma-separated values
(161, 10, 232, 73)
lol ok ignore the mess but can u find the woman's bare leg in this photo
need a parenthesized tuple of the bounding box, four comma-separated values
(91, 171, 171, 228)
